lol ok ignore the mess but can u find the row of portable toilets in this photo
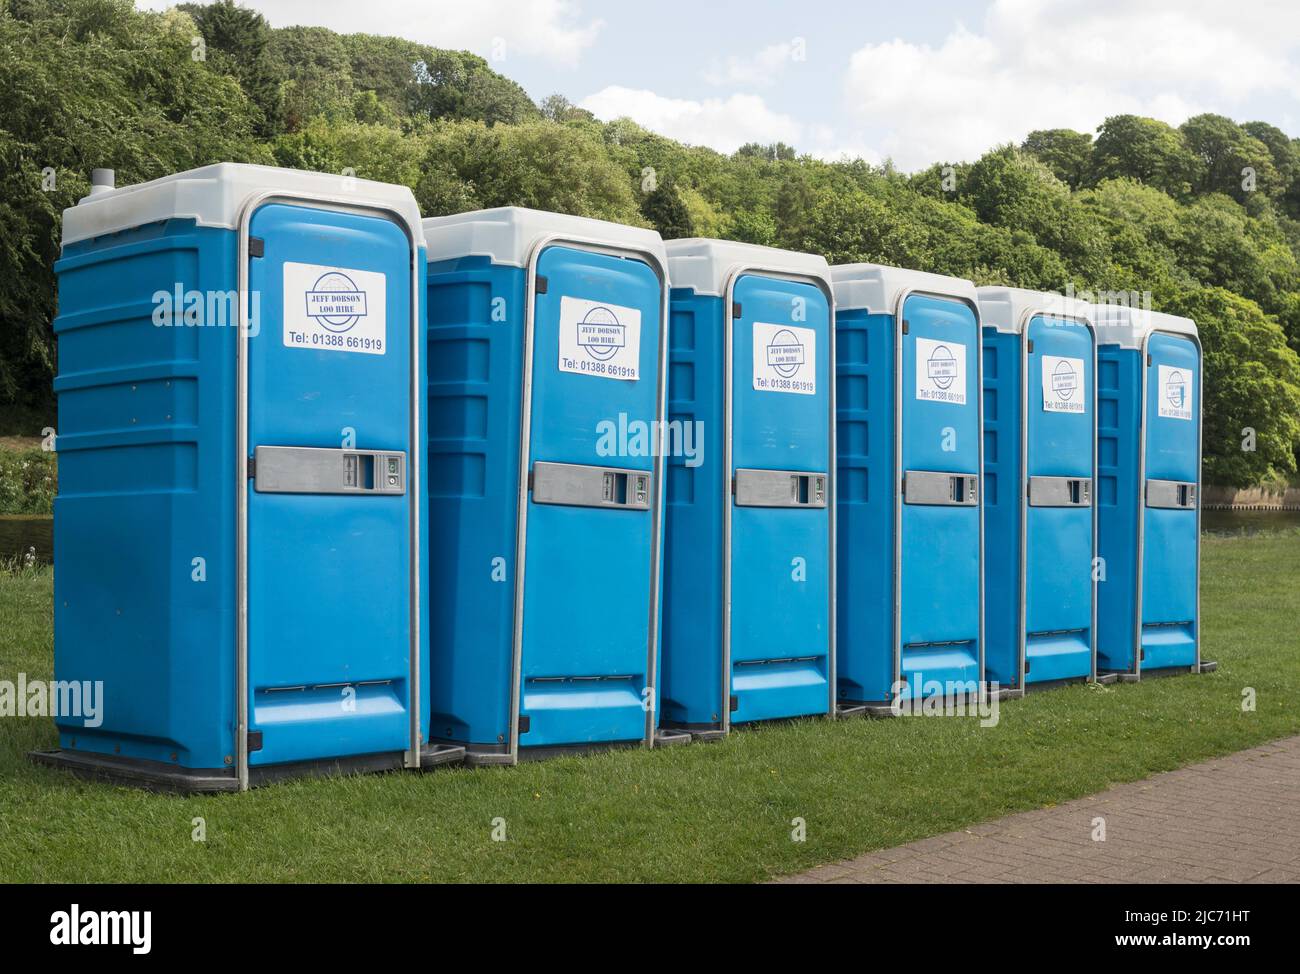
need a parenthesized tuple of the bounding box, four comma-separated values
(34, 164, 1210, 792)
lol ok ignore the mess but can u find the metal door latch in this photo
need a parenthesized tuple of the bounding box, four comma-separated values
(733, 469, 829, 508)
(903, 470, 978, 506)
(1146, 479, 1197, 509)
(1028, 476, 1092, 507)
(532, 461, 652, 510)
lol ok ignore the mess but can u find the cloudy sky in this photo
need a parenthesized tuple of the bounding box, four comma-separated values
(137, 0, 1300, 170)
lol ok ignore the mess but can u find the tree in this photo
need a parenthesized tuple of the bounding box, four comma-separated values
(1165, 287, 1300, 485)
(408, 48, 538, 125)
(539, 93, 595, 124)
(1179, 113, 1278, 203)
(1091, 115, 1198, 197)
(640, 177, 695, 240)
(1242, 120, 1300, 216)
(734, 142, 797, 162)
(1021, 129, 1094, 188)
(0, 0, 267, 414)
(415, 120, 644, 224)
(180, 0, 284, 136)
(959, 146, 1110, 282)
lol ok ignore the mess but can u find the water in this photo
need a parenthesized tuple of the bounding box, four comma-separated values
(1201, 508, 1300, 536)
(0, 516, 53, 564)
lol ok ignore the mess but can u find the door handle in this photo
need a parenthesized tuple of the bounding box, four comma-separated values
(903, 470, 978, 506)
(531, 461, 651, 510)
(1145, 479, 1197, 510)
(253, 446, 406, 495)
(1028, 476, 1092, 507)
(733, 469, 828, 508)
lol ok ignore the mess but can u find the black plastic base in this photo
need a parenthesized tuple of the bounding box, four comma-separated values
(28, 747, 410, 794)
(1023, 675, 1090, 694)
(988, 686, 1025, 701)
(838, 699, 897, 717)
(447, 736, 656, 766)
(654, 728, 694, 746)
(419, 743, 466, 768)
(1099, 660, 1212, 684)
(660, 718, 726, 741)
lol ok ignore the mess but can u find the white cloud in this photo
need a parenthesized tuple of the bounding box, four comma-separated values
(703, 40, 803, 87)
(135, 0, 603, 68)
(843, 0, 1300, 170)
(579, 86, 803, 153)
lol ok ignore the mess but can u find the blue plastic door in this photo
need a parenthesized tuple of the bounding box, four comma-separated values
(729, 274, 832, 722)
(898, 294, 981, 697)
(1140, 332, 1200, 670)
(246, 202, 415, 767)
(1023, 315, 1094, 683)
(519, 245, 663, 748)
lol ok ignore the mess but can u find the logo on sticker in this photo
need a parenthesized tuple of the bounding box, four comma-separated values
(1041, 354, 1085, 413)
(926, 344, 958, 390)
(1051, 359, 1078, 400)
(1166, 369, 1186, 409)
(1156, 364, 1193, 420)
(766, 329, 806, 377)
(575, 306, 626, 361)
(305, 272, 368, 333)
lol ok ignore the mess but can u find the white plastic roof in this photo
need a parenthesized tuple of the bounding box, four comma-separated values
(830, 263, 979, 315)
(976, 286, 1095, 335)
(664, 238, 830, 297)
(422, 206, 666, 272)
(1090, 303, 1198, 350)
(62, 163, 426, 247)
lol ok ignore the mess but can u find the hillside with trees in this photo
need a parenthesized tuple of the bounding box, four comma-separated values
(2, 0, 1299, 486)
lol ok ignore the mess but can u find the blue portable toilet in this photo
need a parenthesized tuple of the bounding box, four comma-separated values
(423, 207, 677, 763)
(33, 164, 431, 791)
(831, 264, 984, 712)
(978, 287, 1097, 694)
(1092, 304, 1210, 680)
(660, 239, 835, 737)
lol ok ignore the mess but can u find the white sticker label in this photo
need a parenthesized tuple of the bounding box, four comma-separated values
(283, 262, 386, 355)
(1157, 364, 1193, 420)
(914, 336, 967, 405)
(1041, 354, 1085, 413)
(752, 322, 816, 395)
(558, 296, 641, 381)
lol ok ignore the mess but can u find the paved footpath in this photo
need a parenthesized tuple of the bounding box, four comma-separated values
(777, 736, 1300, 883)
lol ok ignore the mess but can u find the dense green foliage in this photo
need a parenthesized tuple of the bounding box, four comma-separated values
(2, 0, 1299, 485)
(0, 447, 56, 514)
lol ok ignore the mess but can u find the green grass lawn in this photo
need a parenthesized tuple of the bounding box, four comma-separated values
(2, 532, 1298, 883)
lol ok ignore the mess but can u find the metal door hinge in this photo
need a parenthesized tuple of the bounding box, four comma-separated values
(535, 275, 548, 295)
(247, 730, 263, 753)
(248, 237, 264, 258)
(729, 695, 739, 713)
(518, 715, 531, 735)
(246, 455, 256, 479)
(902, 319, 910, 335)
(1027, 338, 1034, 353)
(1146, 353, 1152, 366)
(732, 301, 742, 319)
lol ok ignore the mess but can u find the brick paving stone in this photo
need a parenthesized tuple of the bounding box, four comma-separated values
(778, 736, 1300, 884)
